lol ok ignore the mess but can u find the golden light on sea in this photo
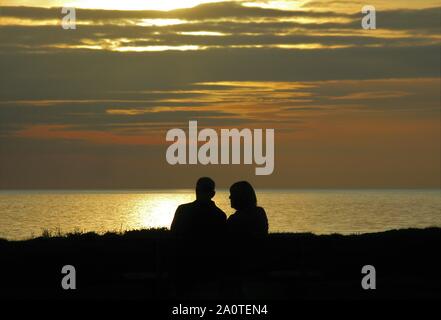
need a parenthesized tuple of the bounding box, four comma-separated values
(135, 193, 193, 229)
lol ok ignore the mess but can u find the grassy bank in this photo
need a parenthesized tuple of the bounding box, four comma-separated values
(0, 228, 440, 300)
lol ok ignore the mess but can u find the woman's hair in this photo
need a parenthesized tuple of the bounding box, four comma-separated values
(230, 181, 257, 210)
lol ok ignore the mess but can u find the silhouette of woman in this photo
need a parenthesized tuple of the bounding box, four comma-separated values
(227, 181, 268, 236)
(223, 181, 268, 296)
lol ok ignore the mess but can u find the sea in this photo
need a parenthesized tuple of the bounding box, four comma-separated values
(0, 189, 440, 240)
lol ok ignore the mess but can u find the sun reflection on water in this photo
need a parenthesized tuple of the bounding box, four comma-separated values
(134, 193, 194, 229)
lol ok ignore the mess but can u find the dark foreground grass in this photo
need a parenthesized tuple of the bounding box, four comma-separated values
(0, 228, 440, 300)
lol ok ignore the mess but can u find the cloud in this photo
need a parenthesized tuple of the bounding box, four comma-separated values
(375, 7, 441, 32)
(2, 3, 439, 32)
(2, 24, 438, 54)
(1, 4, 439, 56)
(0, 2, 440, 189)
(1, 45, 439, 100)
(0, 2, 350, 21)
(1, 77, 438, 143)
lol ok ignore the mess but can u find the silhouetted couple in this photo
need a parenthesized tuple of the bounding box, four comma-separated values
(170, 177, 268, 238)
(170, 177, 268, 298)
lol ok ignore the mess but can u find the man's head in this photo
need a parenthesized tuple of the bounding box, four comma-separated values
(196, 177, 215, 201)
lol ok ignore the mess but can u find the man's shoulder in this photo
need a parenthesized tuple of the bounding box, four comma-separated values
(213, 204, 227, 219)
(176, 201, 197, 212)
(256, 206, 267, 216)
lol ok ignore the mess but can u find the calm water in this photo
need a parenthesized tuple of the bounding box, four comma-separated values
(0, 189, 440, 240)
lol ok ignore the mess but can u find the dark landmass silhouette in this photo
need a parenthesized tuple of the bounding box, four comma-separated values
(0, 228, 440, 300)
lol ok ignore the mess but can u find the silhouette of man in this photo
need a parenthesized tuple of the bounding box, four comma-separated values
(170, 177, 226, 238)
(170, 178, 226, 295)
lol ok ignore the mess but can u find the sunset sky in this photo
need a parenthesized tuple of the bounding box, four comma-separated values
(0, 0, 440, 189)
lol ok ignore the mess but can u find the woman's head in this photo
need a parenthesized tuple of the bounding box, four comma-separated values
(229, 181, 257, 210)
